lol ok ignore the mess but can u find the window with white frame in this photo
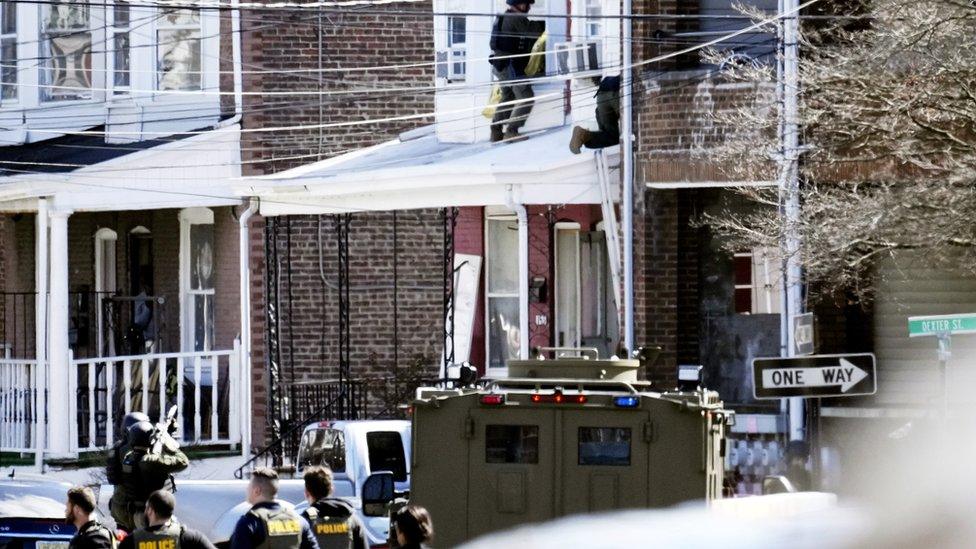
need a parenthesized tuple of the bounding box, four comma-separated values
(733, 248, 782, 314)
(157, 8, 202, 91)
(446, 15, 466, 81)
(584, 0, 603, 40)
(40, 0, 94, 101)
(0, 3, 15, 104)
(109, 2, 130, 93)
(486, 215, 520, 371)
(180, 208, 215, 353)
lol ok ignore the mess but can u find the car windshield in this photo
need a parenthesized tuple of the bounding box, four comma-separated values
(366, 431, 407, 482)
(297, 428, 346, 473)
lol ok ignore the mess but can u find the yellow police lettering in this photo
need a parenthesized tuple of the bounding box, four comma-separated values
(158, 539, 176, 549)
(315, 523, 349, 535)
(267, 519, 300, 536)
(139, 542, 156, 549)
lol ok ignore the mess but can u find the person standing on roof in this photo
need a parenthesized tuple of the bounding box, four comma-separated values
(119, 490, 216, 549)
(569, 76, 621, 154)
(231, 468, 319, 549)
(489, 0, 545, 143)
(300, 466, 367, 549)
(65, 486, 115, 549)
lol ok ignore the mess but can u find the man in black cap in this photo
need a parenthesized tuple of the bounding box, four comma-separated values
(489, 0, 545, 143)
(65, 486, 115, 549)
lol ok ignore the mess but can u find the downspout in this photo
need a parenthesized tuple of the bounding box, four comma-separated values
(621, 0, 635, 353)
(505, 186, 530, 361)
(238, 199, 258, 458)
(34, 198, 48, 471)
(215, 0, 243, 129)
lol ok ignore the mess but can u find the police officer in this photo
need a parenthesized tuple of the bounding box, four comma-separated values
(230, 468, 318, 549)
(121, 421, 189, 529)
(300, 466, 366, 549)
(118, 490, 215, 549)
(108, 412, 150, 532)
(65, 486, 115, 549)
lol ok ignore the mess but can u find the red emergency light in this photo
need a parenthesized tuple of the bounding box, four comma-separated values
(530, 392, 587, 404)
(480, 394, 506, 405)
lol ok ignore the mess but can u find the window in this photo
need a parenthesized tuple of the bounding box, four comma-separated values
(40, 0, 92, 101)
(578, 427, 631, 466)
(157, 8, 202, 91)
(0, 3, 15, 103)
(297, 428, 347, 473)
(584, 0, 603, 39)
(486, 216, 520, 371)
(180, 208, 215, 353)
(367, 431, 408, 482)
(110, 2, 130, 93)
(486, 425, 539, 464)
(554, 223, 581, 350)
(733, 248, 782, 314)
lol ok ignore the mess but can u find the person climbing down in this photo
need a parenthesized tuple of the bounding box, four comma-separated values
(489, 0, 545, 143)
(569, 76, 621, 154)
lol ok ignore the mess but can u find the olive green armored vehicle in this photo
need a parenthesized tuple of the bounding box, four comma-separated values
(406, 348, 733, 547)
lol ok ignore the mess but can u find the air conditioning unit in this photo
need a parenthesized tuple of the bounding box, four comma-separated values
(555, 39, 602, 77)
(435, 45, 467, 82)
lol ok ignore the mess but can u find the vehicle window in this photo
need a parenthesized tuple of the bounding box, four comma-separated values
(485, 425, 539, 464)
(578, 427, 631, 466)
(297, 428, 346, 473)
(366, 431, 408, 482)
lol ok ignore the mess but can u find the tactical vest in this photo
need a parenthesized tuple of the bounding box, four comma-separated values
(71, 521, 116, 549)
(131, 521, 182, 549)
(304, 506, 355, 549)
(121, 450, 148, 502)
(250, 505, 303, 549)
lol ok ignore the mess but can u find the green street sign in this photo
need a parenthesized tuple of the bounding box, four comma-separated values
(907, 313, 976, 338)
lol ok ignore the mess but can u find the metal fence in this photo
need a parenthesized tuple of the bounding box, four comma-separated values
(0, 359, 40, 452)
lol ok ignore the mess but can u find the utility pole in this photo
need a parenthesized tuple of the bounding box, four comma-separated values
(780, 0, 805, 442)
(622, 0, 635, 353)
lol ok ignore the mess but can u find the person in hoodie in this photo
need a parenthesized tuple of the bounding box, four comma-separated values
(300, 466, 368, 549)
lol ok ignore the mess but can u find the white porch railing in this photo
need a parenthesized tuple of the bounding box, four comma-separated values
(69, 340, 242, 452)
(0, 358, 40, 452)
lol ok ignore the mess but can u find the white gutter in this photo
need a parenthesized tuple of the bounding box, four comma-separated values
(216, 0, 243, 129)
(238, 199, 258, 458)
(622, 0, 635, 353)
(505, 186, 530, 360)
(34, 198, 48, 471)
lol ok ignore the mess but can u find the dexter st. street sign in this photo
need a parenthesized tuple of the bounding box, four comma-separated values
(752, 353, 877, 399)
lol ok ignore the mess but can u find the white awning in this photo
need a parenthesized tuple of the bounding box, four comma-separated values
(239, 125, 620, 216)
(0, 125, 242, 213)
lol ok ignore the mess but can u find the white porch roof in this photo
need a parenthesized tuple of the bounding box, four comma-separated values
(0, 124, 242, 213)
(239, 125, 620, 216)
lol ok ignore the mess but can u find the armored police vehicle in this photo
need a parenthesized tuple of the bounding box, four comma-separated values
(406, 348, 733, 547)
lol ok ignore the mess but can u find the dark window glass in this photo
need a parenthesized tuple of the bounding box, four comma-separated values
(734, 288, 752, 314)
(734, 255, 752, 286)
(486, 425, 539, 464)
(297, 428, 346, 473)
(579, 427, 631, 466)
(367, 431, 408, 482)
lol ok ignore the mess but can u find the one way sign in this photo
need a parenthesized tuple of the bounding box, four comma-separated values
(752, 353, 877, 399)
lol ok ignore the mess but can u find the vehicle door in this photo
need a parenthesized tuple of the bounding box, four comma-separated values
(466, 407, 556, 538)
(559, 407, 651, 515)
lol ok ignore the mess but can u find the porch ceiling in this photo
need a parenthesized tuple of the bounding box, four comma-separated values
(238, 125, 621, 216)
(0, 125, 242, 213)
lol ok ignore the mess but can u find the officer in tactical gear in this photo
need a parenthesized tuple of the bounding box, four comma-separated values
(118, 490, 215, 549)
(120, 420, 189, 530)
(65, 486, 115, 549)
(300, 466, 366, 549)
(231, 467, 318, 549)
(108, 411, 151, 532)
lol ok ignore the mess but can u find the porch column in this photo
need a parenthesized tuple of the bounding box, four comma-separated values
(47, 209, 71, 455)
(34, 199, 48, 468)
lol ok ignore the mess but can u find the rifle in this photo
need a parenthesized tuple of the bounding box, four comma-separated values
(149, 405, 179, 456)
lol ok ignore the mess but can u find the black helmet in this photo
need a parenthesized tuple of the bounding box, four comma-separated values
(128, 421, 155, 450)
(122, 412, 150, 435)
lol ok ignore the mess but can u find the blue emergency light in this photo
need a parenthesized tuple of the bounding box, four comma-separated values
(613, 396, 640, 408)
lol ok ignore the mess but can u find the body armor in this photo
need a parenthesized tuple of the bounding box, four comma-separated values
(121, 449, 169, 504)
(304, 506, 355, 549)
(131, 521, 182, 549)
(250, 505, 303, 549)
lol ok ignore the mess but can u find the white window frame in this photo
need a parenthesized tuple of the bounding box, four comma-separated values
(0, 2, 222, 143)
(484, 210, 520, 376)
(734, 248, 782, 315)
(554, 222, 582, 351)
(179, 207, 216, 354)
(0, 2, 17, 106)
(107, 1, 131, 96)
(94, 228, 118, 358)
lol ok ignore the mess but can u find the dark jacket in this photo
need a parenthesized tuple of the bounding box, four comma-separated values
(490, 9, 545, 75)
(118, 521, 216, 549)
(121, 446, 189, 504)
(230, 502, 319, 549)
(69, 520, 114, 549)
(301, 498, 367, 549)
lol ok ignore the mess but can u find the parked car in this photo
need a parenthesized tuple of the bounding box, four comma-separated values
(0, 476, 81, 549)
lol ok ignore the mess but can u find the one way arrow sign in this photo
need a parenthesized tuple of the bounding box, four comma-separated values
(752, 353, 877, 399)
